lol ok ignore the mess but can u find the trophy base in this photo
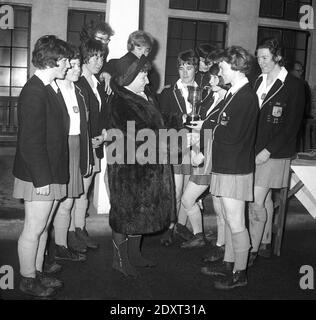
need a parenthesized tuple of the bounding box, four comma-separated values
(185, 114, 201, 126)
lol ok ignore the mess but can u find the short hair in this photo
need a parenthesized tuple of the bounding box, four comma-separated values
(80, 21, 114, 43)
(177, 49, 199, 70)
(217, 46, 253, 75)
(80, 38, 108, 64)
(195, 43, 216, 59)
(256, 37, 285, 66)
(208, 63, 225, 87)
(127, 30, 153, 52)
(32, 35, 70, 69)
(68, 44, 81, 61)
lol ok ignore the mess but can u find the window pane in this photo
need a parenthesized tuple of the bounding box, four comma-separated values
(197, 22, 210, 41)
(0, 30, 12, 47)
(68, 31, 81, 47)
(13, 30, 28, 47)
(0, 87, 10, 96)
(296, 32, 307, 50)
(0, 68, 10, 86)
(182, 21, 196, 39)
(15, 8, 29, 28)
(68, 12, 85, 32)
(170, 0, 227, 12)
(168, 20, 182, 38)
(0, 48, 11, 66)
(11, 87, 22, 97)
(11, 68, 27, 87)
(167, 39, 182, 56)
(12, 48, 27, 67)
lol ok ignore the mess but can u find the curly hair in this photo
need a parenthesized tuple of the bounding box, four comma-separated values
(256, 37, 285, 67)
(177, 49, 199, 70)
(32, 35, 71, 69)
(80, 21, 114, 43)
(80, 38, 108, 64)
(127, 30, 153, 52)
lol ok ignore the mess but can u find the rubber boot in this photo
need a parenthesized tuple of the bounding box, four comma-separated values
(127, 235, 156, 267)
(112, 239, 138, 278)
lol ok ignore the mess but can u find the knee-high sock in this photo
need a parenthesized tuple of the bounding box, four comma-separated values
(223, 223, 234, 262)
(216, 213, 225, 246)
(262, 198, 273, 245)
(72, 198, 88, 230)
(18, 234, 38, 278)
(53, 203, 71, 247)
(232, 229, 250, 271)
(186, 203, 203, 235)
(35, 230, 48, 272)
(249, 205, 267, 252)
(177, 202, 187, 226)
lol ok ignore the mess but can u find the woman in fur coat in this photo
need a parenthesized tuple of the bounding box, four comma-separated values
(106, 53, 175, 277)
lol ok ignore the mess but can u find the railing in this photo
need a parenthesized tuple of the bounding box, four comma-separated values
(0, 97, 18, 141)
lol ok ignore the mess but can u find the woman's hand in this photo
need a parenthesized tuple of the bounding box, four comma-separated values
(186, 132, 200, 147)
(99, 72, 112, 95)
(191, 150, 205, 167)
(92, 135, 104, 148)
(186, 120, 204, 131)
(35, 185, 50, 196)
(255, 148, 271, 165)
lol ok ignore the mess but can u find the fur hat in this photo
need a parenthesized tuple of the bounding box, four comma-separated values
(115, 52, 151, 86)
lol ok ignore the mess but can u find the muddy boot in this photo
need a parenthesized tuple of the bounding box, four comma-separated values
(128, 235, 156, 267)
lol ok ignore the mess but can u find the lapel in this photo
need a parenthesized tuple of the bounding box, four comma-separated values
(75, 85, 89, 120)
(172, 85, 186, 114)
(80, 76, 100, 110)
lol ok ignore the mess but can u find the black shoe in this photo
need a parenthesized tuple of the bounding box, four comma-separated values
(174, 223, 194, 241)
(160, 228, 174, 247)
(258, 243, 272, 258)
(204, 230, 217, 242)
(36, 271, 63, 289)
(202, 245, 225, 262)
(19, 276, 56, 297)
(248, 252, 258, 267)
(214, 270, 248, 290)
(75, 228, 99, 249)
(68, 231, 87, 253)
(181, 232, 206, 249)
(55, 245, 87, 262)
(201, 260, 234, 277)
(43, 261, 62, 274)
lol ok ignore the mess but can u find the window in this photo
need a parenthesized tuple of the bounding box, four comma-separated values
(257, 27, 309, 76)
(67, 10, 105, 47)
(0, 5, 31, 97)
(165, 18, 226, 85)
(259, 0, 312, 21)
(76, 0, 106, 2)
(169, 0, 228, 13)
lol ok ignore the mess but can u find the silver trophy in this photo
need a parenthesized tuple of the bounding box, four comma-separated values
(186, 85, 202, 125)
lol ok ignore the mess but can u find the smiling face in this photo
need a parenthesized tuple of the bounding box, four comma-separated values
(66, 59, 81, 82)
(257, 48, 278, 74)
(209, 74, 219, 87)
(178, 63, 196, 85)
(218, 61, 235, 85)
(85, 53, 104, 75)
(54, 57, 70, 79)
(127, 71, 149, 93)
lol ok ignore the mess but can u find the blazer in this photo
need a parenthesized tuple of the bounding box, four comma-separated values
(13, 76, 70, 188)
(253, 73, 305, 158)
(205, 82, 259, 175)
(76, 76, 110, 159)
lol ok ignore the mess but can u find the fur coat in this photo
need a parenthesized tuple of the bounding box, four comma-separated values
(106, 81, 175, 235)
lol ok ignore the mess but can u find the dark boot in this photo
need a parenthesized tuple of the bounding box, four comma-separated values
(202, 244, 225, 263)
(19, 276, 56, 298)
(75, 228, 99, 249)
(112, 239, 138, 278)
(200, 260, 234, 277)
(248, 252, 258, 267)
(68, 231, 87, 253)
(128, 235, 156, 267)
(214, 270, 248, 290)
(160, 228, 174, 247)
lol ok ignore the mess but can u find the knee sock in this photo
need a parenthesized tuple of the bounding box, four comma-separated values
(249, 205, 267, 252)
(223, 223, 234, 262)
(186, 203, 203, 235)
(18, 234, 38, 278)
(73, 198, 88, 230)
(177, 202, 188, 226)
(35, 230, 48, 272)
(232, 229, 251, 271)
(216, 213, 225, 247)
(53, 203, 71, 247)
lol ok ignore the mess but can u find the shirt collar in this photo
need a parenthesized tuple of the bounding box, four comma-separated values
(176, 79, 198, 90)
(34, 69, 52, 86)
(227, 77, 249, 95)
(260, 66, 288, 84)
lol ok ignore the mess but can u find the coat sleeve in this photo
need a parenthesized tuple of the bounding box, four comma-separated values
(19, 85, 52, 187)
(265, 80, 305, 154)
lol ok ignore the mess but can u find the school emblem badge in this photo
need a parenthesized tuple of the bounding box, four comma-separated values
(272, 105, 282, 117)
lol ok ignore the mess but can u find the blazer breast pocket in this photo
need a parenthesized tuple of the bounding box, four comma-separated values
(266, 101, 285, 125)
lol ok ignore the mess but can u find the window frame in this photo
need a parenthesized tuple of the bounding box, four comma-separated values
(169, 0, 228, 14)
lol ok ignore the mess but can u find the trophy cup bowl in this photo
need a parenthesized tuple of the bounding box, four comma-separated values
(186, 85, 202, 125)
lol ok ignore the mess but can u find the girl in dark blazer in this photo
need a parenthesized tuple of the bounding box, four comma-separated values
(71, 39, 109, 251)
(249, 38, 305, 264)
(200, 46, 259, 290)
(12, 35, 70, 298)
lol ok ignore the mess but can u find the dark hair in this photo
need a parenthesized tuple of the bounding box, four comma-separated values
(177, 49, 199, 70)
(68, 44, 81, 61)
(80, 38, 108, 64)
(208, 63, 225, 87)
(127, 30, 153, 52)
(256, 37, 285, 66)
(217, 46, 253, 75)
(195, 43, 216, 59)
(32, 35, 70, 69)
(80, 21, 114, 43)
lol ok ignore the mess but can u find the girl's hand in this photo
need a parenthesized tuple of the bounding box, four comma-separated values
(99, 72, 112, 95)
(191, 150, 205, 166)
(256, 148, 271, 165)
(92, 135, 104, 148)
(35, 185, 50, 196)
(186, 120, 204, 131)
